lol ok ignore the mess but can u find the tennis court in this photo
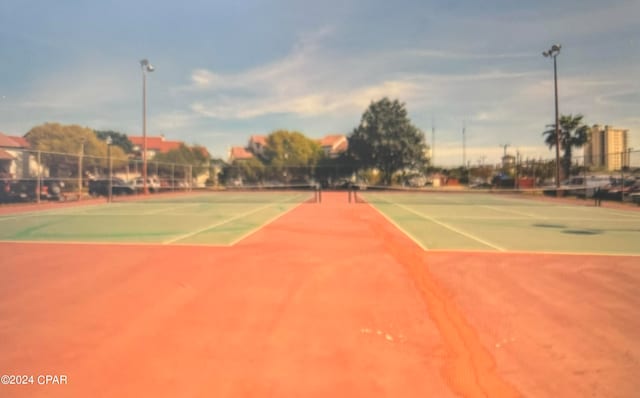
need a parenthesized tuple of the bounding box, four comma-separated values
(0, 189, 317, 245)
(1, 190, 639, 398)
(355, 188, 640, 255)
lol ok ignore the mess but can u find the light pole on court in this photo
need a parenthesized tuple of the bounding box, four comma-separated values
(140, 59, 155, 195)
(543, 44, 562, 189)
(78, 137, 85, 201)
(106, 135, 112, 203)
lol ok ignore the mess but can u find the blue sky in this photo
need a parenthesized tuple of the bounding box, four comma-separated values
(0, 0, 638, 166)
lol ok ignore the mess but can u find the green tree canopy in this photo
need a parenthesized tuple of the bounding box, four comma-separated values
(542, 114, 590, 180)
(263, 130, 323, 182)
(25, 123, 127, 176)
(348, 98, 428, 184)
(94, 130, 133, 153)
(152, 144, 211, 177)
(263, 130, 322, 166)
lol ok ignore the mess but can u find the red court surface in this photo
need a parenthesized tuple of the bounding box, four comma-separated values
(1, 192, 639, 397)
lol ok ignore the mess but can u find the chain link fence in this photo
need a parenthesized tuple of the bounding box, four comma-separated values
(0, 148, 209, 203)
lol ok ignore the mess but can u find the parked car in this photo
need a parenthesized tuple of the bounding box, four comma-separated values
(132, 177, 160, 193)
(88, 178, 135, 197)
(0, 179, 21, 203)
(0, 179, 65, 202)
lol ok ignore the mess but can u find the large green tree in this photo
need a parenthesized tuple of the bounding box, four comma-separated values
(25, 123, 127, 177)
(542, 114, 590, 181)
(348, 98, 428, 185)
(152, 144, 211, 177)
(263, 130, 322, 182)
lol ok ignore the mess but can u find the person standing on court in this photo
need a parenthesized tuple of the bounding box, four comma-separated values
(594, 186, 603, 207)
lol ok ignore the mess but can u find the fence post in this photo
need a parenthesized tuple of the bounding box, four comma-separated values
(621, 151, 625, 201)
(35, 150, 41, 204)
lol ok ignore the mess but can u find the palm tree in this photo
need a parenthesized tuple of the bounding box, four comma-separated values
(543, 114, 590, 181)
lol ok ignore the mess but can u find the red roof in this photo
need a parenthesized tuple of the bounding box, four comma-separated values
(193, 146, 210, 158)
(129, 136, 183, 153)
(334, 140, 348, 153)
(0, 149, 15, 160)
(319, 134, 346, 148)
(8, 136, 29, 148)
(0, 133, 22, 148)
(229, 147, 254, 160)
(249, 135, 267, 146)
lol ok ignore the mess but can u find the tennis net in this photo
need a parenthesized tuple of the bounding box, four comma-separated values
(349, 185, 605, 206)
(109, 184, 321, 204)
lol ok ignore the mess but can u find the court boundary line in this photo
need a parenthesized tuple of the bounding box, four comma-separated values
(394, 202, 506, 252)
(162, 194, 306, 244)
(480, 205, 542, 219)
(365, 193, 507, 252)
(424, 248, 640, 257)
(0, 239, 231, 248)
(227, 200, 309, 246)
(360, 201, 429, 251)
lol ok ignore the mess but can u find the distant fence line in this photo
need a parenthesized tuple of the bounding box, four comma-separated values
(0, 148, 210, 192)
(1, 147, 638, 190)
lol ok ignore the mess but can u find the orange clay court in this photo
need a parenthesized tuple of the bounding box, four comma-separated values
(1, 190, 639, 397)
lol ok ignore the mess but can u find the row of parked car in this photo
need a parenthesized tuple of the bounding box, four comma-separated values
(0, 179, 65, 203)
(0, 177, 185, 203)
(87, 177, 192, 197)
(87, 177, 160, 196)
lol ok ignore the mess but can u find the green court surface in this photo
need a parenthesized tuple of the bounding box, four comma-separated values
(360, 191, 640, 255)
(0, 192, 312, 245)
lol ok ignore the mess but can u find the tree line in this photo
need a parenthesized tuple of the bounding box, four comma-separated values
(226, 97, 431, 186)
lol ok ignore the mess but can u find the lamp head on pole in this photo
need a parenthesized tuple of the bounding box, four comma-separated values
(140, 59, 155, 73)
(543, 44, 561, 58)
(106, 136, 112, 146)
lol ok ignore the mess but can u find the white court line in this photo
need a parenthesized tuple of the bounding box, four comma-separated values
(0, 202, 120, 221)
(366, 194, 507, 252)
(395, 203, 506, 251)
(481, 205, 543, 219)
(425, 248, 640, 257)
(227, 201, 307, 246)
(362, 200, 429, 251)
(163, 195, 304, 244)
(141, 202, 201, 215)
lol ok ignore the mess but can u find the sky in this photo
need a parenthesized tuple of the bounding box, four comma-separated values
(0, 0, 638, 166)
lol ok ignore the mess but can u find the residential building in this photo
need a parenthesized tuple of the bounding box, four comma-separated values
(129, 135, 183, 159)
(248, 135, 267, 157)
(228, 147, 254, 162)
(318, 134, 348, 158)
(585, 125, 629, 171)
(0, 132, 39, 178)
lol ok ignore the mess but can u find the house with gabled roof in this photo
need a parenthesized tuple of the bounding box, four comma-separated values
(248, 135, 267, 157)
(228, 146, 254, 162)
(318, 134, 348, 158)
(0, 132, 36, 178)
(128, 135, 183, 159)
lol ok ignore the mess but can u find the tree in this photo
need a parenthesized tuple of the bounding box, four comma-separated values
(222, 158, 266, 184)
(25, 123, 127, 177)
(152, 144, 211, 177)
(348, 98, 428, 185)
(263, 130, 323, 182)
(94, 130, 133, 153)
(543, 114, 590, 181)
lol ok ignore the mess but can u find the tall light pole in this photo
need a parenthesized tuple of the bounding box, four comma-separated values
(78, 138, 85, 200)
(543, 44, 561, 188)
(106, 136, 113, 203)
(140, 59, 155, 195)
